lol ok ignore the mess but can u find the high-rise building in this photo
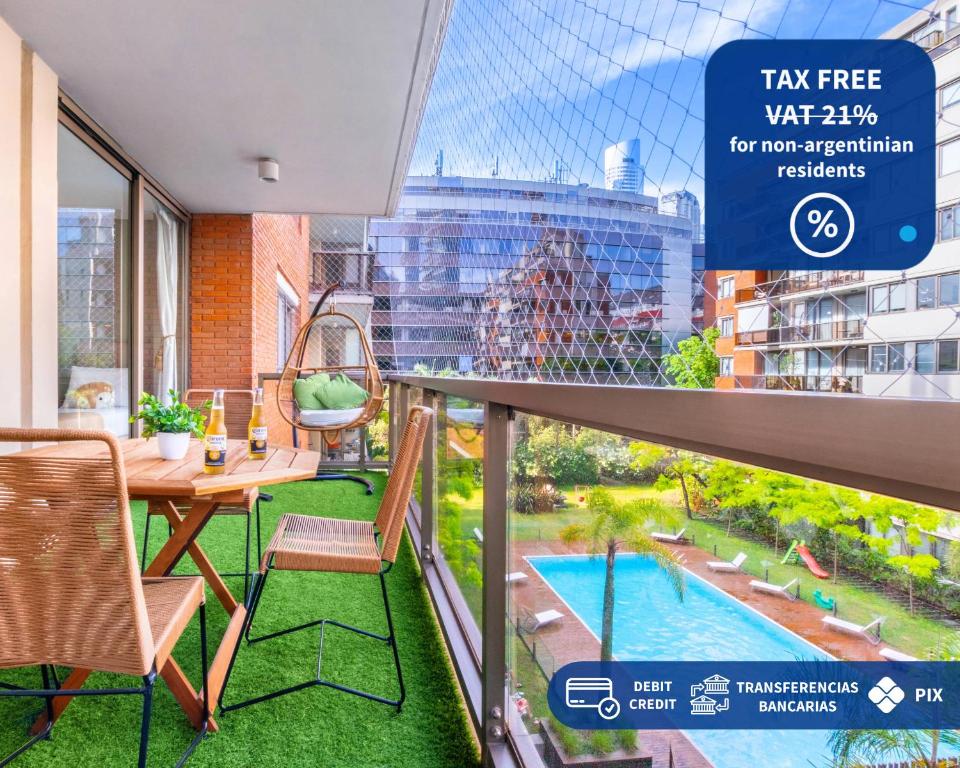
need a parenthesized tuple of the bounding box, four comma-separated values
(708, 1, 960, 399)
(603, 139, 644, 194)
(368, 175, 700, 379)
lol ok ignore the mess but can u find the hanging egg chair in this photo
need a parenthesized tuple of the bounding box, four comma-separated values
(276, 283, 384, 439)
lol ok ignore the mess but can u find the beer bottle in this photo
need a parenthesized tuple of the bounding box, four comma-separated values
(248, 387, 267, 459)
(203, 389, 228, 475)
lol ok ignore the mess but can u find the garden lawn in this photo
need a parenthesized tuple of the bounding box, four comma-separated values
(682, 517, 953, 658)
(0, 473, 479, 768)
(445, 481, 954, 659)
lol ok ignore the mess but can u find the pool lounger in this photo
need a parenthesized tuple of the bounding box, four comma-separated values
(879, 647, 916, 662)
(706, 552, 747, 573)
(749, 577, 798, 600)
(651, 528, 687, 543)
(822, 615, 886, 645)
(521, 608, 564, 632)
(507, 571, 528, 584)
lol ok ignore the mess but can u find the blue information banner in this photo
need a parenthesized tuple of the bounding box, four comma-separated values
(705, 40, 935, 270)
(548, 661, 960, 730)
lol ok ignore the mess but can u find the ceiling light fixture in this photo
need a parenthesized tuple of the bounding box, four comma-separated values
(258, 158, 279, 183)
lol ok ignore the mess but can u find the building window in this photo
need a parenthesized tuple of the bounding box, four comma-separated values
(719, 356, 733, 376)
(58, 124, 132, 438)
(941, 137, 960, 176)
(942, 79, 960, 112)
(870, 282, 906, 314)
(718, 316, 734, 337)
(915, 342, 935, 373)
(939, 340, 960, 372)
(276, 274, 300, 370)
(917, 276, 937, 309)
(940, 273, 960, 306)
(939, 204, 959, 241)
(717, 276, 734, 299)
(870, 343, 905, 373)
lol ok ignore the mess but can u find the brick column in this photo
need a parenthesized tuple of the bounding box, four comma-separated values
(189, 213, 310, 445)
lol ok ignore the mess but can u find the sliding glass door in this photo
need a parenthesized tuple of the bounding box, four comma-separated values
(142, 193, 187, 403)
(57, 124, 132, 436)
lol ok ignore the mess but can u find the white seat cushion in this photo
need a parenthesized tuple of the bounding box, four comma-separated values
(298, 407, 365, 428)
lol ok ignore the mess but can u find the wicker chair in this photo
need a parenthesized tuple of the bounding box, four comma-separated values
(0, 428, 209, 768)
(140, 389, 268, 596)
(219, 406, 432, 714)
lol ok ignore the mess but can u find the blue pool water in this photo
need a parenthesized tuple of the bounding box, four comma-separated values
(528, 554, 834, 768)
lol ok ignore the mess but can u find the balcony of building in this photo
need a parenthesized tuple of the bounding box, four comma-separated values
(736, 319, 866, 346)
(748, 271, 866, 301)
(5, 4, 960, 768)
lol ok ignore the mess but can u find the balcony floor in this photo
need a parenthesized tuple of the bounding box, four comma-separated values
(0, 474, 479, 768)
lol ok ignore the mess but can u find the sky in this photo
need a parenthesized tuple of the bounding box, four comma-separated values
(408, 0, 934, 204)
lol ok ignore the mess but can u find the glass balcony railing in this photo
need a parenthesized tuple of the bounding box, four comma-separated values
(734, 374, 864, 393)
(387, 374, 959, 768)
(750, 271, 865, 300)
(736, 319, 865, 346)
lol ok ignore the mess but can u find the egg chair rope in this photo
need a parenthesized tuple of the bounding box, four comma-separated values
(276, 282, 385, 495)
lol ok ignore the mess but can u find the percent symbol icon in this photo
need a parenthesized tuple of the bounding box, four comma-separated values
(789, 192, 856, 259)
(852, 104, 878, 125)
(807, 209, 839, 238)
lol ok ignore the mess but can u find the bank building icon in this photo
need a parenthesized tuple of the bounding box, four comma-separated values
(690, 674, 731, 716)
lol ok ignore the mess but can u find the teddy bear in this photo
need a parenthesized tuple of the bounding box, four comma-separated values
(64, 381, 115, 409)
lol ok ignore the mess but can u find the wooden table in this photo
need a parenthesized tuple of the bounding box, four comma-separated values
(21, 437, 322, 733)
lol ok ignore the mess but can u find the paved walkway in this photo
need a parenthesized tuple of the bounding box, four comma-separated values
(509, 537, 895, 768)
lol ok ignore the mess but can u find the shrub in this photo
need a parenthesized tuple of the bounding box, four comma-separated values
(547, 716, 583, 757)
(616, 729, 639, 752)
(589, 730, 615, 756)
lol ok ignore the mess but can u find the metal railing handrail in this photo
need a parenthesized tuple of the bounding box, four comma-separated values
(386, 373, 960, 513)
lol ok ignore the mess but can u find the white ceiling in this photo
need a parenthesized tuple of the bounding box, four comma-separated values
(0, 0, 450, 216)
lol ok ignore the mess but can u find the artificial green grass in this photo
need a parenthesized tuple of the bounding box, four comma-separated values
(0, 473, 479, 768)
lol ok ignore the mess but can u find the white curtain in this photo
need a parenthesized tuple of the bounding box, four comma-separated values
(156, 207, 179, 404)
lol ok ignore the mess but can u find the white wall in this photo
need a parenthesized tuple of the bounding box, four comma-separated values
(0, 14, 59, 447)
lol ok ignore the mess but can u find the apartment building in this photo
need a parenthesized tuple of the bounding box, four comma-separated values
(711, 1, 960, 399)
(368, 175, 702, 377)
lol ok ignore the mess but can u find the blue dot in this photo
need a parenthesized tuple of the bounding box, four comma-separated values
(899, 225, 918, 243)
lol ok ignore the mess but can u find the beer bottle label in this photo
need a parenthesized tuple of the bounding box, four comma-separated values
(250, 426, 268, 455)
(204, 434, 227, 467)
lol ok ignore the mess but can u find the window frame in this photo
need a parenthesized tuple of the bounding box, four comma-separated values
(718, 315, 734, 337)
(58, 101, 191, 437)
(940, 136, 960, 177)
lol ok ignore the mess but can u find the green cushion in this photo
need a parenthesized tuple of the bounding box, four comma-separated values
(292, 373, 330, 410)
(316, 373, 369, 410)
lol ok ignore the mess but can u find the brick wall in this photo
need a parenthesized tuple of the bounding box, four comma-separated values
(252, 214, 310, 446)
(190, 214, 254, 388)
(189, 212, 309, 446)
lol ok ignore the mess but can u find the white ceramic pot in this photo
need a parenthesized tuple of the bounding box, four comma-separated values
(157, 431, 190, 461)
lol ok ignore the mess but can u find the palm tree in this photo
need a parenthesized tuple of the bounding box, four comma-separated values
(559, 487, 685, 661)
(828, 728, 960, 768)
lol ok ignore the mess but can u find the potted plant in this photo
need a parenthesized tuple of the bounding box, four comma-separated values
(130, 390, 208, 460)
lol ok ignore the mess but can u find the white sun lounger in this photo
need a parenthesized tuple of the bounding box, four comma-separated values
(879, 647, 916, 662)
(520, 608, 564, 632)
(707, 552, 747, 572)
(473, 527, 484, 543)
(822, 615, 886, 645)
(749, 577, 798, 600)
(507, 571, 528, 584)
(651, 528, 687, 543)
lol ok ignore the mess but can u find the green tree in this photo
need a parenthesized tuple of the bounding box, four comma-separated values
(829, 728, 960, 768)
(662, 327, 719, 389)
(861, 495, 943, 614)
(559, 487, 684, 661)
(629, 443, 708, 519)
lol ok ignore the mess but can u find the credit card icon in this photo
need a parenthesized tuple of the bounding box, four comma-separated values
(565, 677, 614, 708)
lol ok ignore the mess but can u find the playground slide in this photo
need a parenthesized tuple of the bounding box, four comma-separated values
(796, 544, 829, 579)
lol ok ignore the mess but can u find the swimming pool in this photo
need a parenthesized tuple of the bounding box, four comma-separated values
(527, 553, 833, 768)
